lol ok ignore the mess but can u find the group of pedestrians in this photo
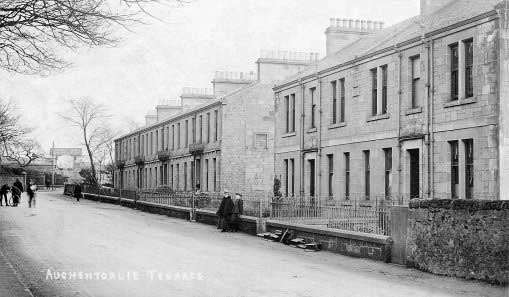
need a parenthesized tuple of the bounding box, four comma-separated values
(216, 189, 244, 232)
(0, 178, 37, 208)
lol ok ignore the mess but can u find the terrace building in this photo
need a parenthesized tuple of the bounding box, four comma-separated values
(114, 51, 318, 194)
(273, 0, 509, 201)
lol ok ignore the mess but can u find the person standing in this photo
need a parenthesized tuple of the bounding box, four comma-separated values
(230, 193, 244, 232)
(14, 178, 23, 193)
(0, 184, 9, 206)
(221, 192, 234, 232)
(74, 183, 82, 202)
(14, 179, 23, 194)
(216, 189, 229, 230)
(11, 180, 22, 207)
(27, 180, 37, 208)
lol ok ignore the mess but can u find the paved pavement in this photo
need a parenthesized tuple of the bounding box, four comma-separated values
(0, 192, 506, 297)
(0, 247, 33, 297)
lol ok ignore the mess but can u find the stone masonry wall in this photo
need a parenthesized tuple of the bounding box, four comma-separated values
(274, 16, 501, 200)
(266, 221, 392, 262)
(221, 84, 275, 194)
(406, 199, 509, 284)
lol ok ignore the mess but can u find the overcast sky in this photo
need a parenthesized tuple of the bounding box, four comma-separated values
(0, 0, 419, 154)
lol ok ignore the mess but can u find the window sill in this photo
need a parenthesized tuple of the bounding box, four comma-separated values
(443, 97, 477, 108)
(307, 127, 317, 133)
(328, 122, 347, 130)
(282, 132, 297, 138)
(405, 107, 423, 115)
(367, 113, 390, 122)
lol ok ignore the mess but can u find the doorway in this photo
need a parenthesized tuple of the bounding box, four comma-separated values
(408, 149, 420, 199)
(309, 159, 316, 199)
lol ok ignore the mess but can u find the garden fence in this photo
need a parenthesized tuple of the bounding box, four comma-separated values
(80, 187, 409, 236)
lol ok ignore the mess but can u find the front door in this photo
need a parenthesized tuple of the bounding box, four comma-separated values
(309, 159, 316, 201)
(409, 149, 420, 199)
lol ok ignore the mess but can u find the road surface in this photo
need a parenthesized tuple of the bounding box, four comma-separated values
(0, 191, 506, 297)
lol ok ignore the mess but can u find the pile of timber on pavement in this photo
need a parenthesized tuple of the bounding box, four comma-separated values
(257, 229, 322, 252)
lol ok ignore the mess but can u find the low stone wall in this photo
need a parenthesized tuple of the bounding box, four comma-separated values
(82, 193, 259, 234)
(406, 199, 509, 285)
(82, 193, 119, 205)
(195, 209, 259, 235)
(82, 193, 99, 201)
(135, 201, 191, 221)
(266, 220, 392, 262)
(119, 198, 136, 209)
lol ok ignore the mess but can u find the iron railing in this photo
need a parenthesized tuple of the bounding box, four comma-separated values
(80, 187, 410, 236)
(137, 191, 193, 207)
(269, 202, 391, 235)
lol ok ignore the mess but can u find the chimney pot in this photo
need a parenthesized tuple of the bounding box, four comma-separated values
(367, 21, 373, 30)
(330, 18, 335, 27)
(361, 20, 366, 30)
(380, 22, 385, 29)
(355, 19, 361, 29)
(348, 19, 354, 28)
(343, 19, 348, 27)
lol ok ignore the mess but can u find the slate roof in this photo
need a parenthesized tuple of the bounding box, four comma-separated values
(276, 0, 501, 88)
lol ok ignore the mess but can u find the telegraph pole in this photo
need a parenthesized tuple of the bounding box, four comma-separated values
(51, 141, 55, 191)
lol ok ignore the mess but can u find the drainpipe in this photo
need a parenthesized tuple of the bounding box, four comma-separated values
(317, 74, 323, 203)
(424, 38, 432, 199)
(429, 39, 435, 199)
(397, 48, 403, 201)
(299, 79, 305, 197)
(274, 92, 279, 197)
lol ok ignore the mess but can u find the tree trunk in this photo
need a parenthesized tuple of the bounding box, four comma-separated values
(83, 129, 97, 185)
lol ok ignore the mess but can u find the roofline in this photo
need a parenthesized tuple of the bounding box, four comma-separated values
(114, 100, 223, 142)
(273, 10, 498, 92)
(115, 81, 269, 142)
(256, 58, 317, 66)
(180, 94, 214, 98)
(211, 79, 256, 84)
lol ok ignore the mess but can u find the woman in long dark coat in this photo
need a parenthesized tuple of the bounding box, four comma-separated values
(220, 193, 234, 232)
(216, 190, 229, 229)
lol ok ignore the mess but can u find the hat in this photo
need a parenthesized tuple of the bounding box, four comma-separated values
(223, 189, 230, 193)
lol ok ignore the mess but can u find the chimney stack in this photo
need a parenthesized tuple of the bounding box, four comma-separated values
(145, 113, 157, 126)
(180, 87, 214, 111)
(212, 71, 257, 98)
(256, 50, 319, 84)
(420, 0, 456, 16)
(156, 100, 182, 122)
(325, 18, 385, 56)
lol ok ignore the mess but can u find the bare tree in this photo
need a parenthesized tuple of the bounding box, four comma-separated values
(0, 0, 186, 74)
(93, 126, 117, 185)
(0, 100, 25, 146)
(59, 98, 110, 185)
(0, 100, 38, 167)
(101, 127, 117, 172)
(2, 138, 41, 167)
